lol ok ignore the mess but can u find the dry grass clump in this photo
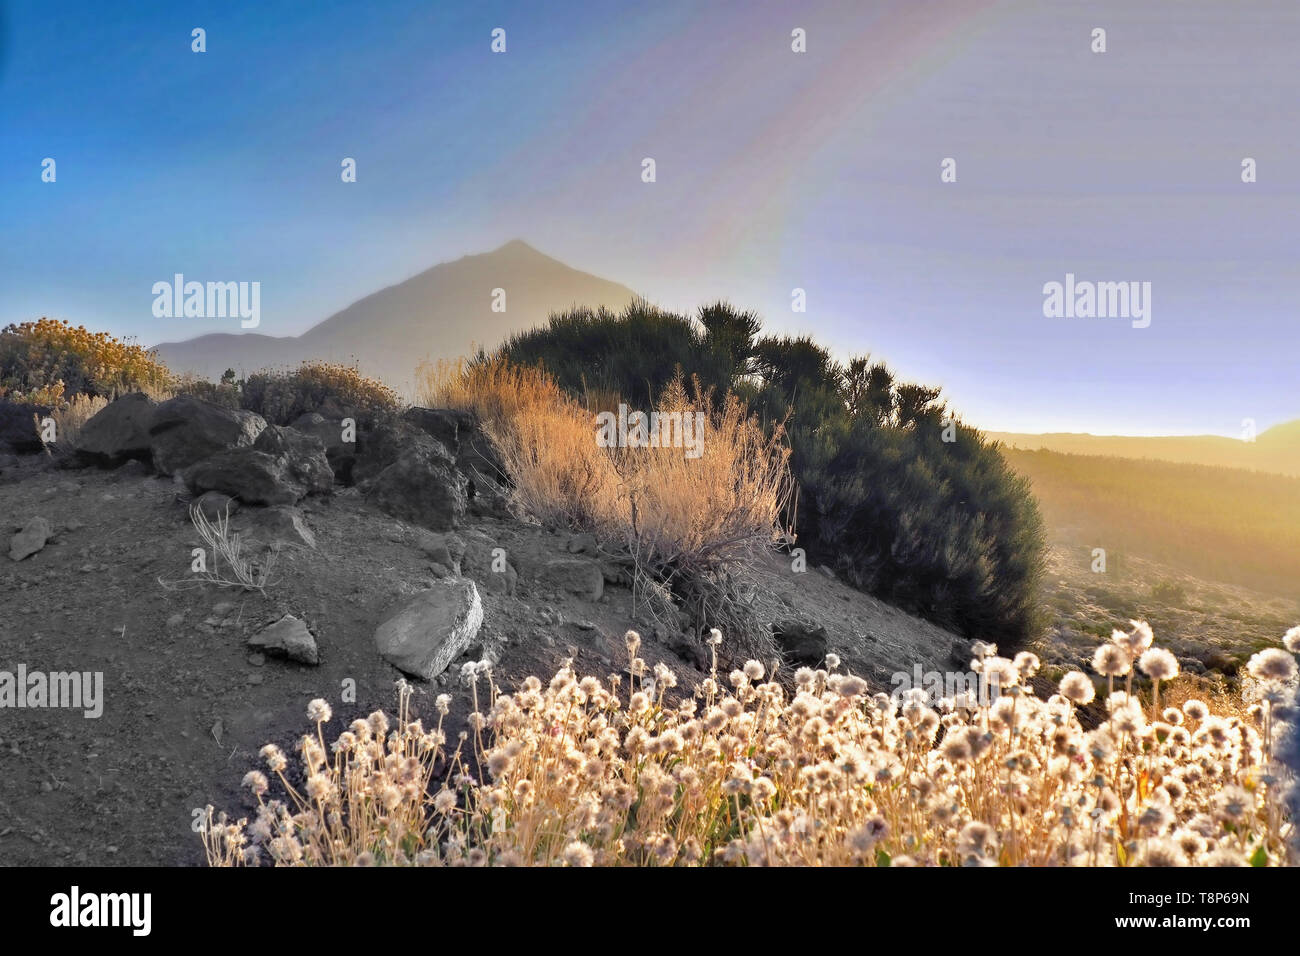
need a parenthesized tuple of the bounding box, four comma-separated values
(23, 392, 111, 453)
(47, 393, 109, 446)
(204, 621, 1298, 867)
(421, 357, 614, 527)
(419, 357, 794, 641)
(159, 503, 278, 594)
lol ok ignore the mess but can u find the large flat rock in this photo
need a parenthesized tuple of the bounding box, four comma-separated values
(373, 579, 483, 680)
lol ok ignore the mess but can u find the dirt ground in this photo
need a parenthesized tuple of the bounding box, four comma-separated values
(0, 455, 958, 866)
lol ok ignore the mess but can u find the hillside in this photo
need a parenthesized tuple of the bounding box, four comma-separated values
(988, 421, 1300, 477)
(0, 431, 960, 866)
(1001, 447, 1300, 598)
(153, 241, 638, 395)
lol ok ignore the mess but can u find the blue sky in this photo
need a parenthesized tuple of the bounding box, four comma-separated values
(2, 0, 1297, 434)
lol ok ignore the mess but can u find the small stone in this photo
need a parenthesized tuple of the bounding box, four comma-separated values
(9, 517, 52, 561)
(566, 532, 599, 556)
(248, 614, 320, 665)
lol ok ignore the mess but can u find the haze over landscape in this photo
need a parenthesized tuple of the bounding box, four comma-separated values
(146, 238, 1300, 475)
(4, 0, 1299, 436)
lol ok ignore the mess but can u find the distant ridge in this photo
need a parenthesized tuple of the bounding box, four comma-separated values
(152, 240, 639, 395)
(986, 422, 1300, 477)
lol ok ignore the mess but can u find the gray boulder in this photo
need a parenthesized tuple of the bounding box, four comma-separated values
(9, 516, 52, 561)
(183, 448, 302, 505)
(74, 392, 156, 464)
(0, 400, 50, 454)
(367, 448, 467, 531)
(182, 425, 332, 506)
(461, 537, 518, 595)
(402, 407, 469, 452)
(374, 579, 484, 680)
(353, 419, 453, 486)
(290, 413, 357, 482)
(403, 408, 508, 515)
(480, 559, 518, 596)
(413, 529, 467, 572)
(149, 396, 265, 475)
(254, 425, 334, 495)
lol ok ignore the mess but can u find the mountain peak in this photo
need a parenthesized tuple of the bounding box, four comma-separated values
(493, 239, 543, 256)
(153, 241, 639, 395)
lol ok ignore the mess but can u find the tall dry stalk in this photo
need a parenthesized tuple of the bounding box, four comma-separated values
(159, 503, 278, 593)
(419, 357, 794, 642)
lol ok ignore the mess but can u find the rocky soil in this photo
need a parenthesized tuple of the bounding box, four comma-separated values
(0, 394, 960, 866)
(1027, 543, 1300, 685)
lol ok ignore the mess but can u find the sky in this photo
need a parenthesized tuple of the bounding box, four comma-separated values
(2, 0, 1297, 435)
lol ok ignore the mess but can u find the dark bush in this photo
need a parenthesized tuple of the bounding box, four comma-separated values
(500, 301, 1047, 644)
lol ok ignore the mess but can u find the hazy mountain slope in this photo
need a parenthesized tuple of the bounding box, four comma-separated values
(1001, 447, 1300, 596)
(153, 240, 639, 395)
(987, 422, 1300, 477)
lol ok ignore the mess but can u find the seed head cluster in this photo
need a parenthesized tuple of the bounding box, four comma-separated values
(202, 623, 1298, 867)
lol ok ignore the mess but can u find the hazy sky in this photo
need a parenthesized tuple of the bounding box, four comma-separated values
(2, 0, 1297, 435)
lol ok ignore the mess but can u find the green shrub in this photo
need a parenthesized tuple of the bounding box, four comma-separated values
(497, 299, 739, 404)
(498, 301, 1047, 644)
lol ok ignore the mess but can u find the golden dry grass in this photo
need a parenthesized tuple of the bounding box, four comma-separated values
(418, 357, 794, 634)
(48, 393, 109, 446)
